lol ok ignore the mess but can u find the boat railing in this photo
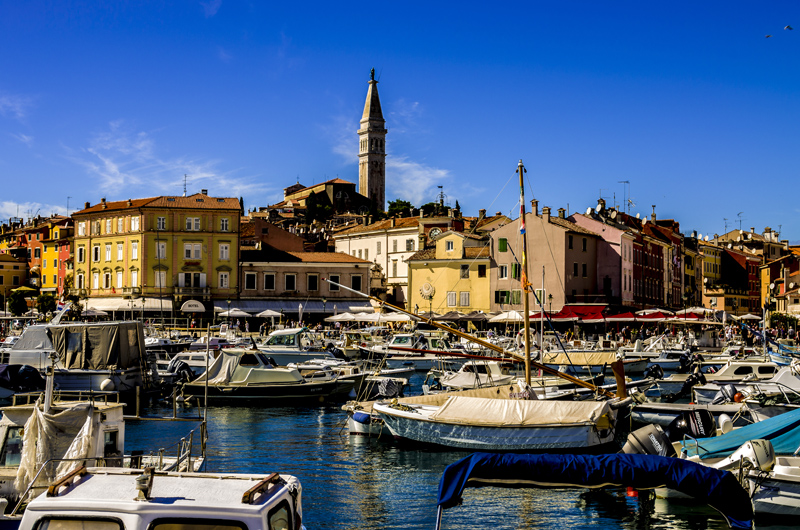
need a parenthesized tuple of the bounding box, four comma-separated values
(11, 389, 122, 407)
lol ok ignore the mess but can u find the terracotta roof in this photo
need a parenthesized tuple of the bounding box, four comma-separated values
(336, 216, 420, 236)
(407, 246, 490, 261)
(408, 249, 435, 261)
(73, 193, 240, 215)
(548, 217, 599, 236)
(285, 251, 370, 264)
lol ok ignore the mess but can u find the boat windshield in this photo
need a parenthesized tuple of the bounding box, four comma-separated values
(266, 332, 299, 346)
(391, 336, 412, 345)
(0, 426, 23, 466)
(31, 518, 123, 529)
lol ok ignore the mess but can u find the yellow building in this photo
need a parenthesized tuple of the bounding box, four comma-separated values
(40, 218, 71, 296)
(71, 192, 241, 317)
(407, 231, 491, 314)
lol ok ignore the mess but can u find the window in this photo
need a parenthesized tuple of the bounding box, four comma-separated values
(582, 238, 587, 252)
(582, 263, 587, 277)
(43, 259, 47, 268)
(131, 241, 139, 260)
(364, 249, 369, 260)
(219, 243, 229, 260)
(499, 238, 508, 252)
(478, 264, 486, 277)
(358, 249, 362, 259)
(285, 273, 297, 291)
(264, 273, 275, 290)
(117, 244, 123, 260)
(53, 274, 57, 285)
(117, 218, 123, 232)
(392, 260, 398, 277)
(447, 291, 457, 307)
(459, 291, 470, 307)
(131, 270, 138, 288)
(42, 275, 46, 285)
(511, 289, 522, 304)
(219, 271, 229, 288)
(511, 263, 521, 280)
(157, 217, 166, 230)
(34, 248, 40, 259)
(494, 290, 510, 304)
(244, 272, 257, 290)
(103, 273, 111, 289)
(155, 271, 166, 288)
(117, 271, 123, 288)
(498, 265, 508, 279)
(184, 244, 201, 259)
(106, 219, 112, 233)
(185, 217, 201, 231)
(308, 274, 319, 292)
(377, 241, 381, 255)
(573, 262, 578, 276)
(105, 244, 111, 261)
(220, 218, 229, 232)
(92, 221, 101, 235)
(446, 241, 454, 251)
(460, 264, 469, 279)
(92, 246, 100, 262)
(406, 239, 415, 251)
(77, 222, 86, 236)
(156, 242, 167, 260)
(12, 276, 19, 286)
(568, 235, 573, 250)
(329, 274, 340, 291)
(131, 216, 140, 230)
(351, 275, 362, 292)
(92, 272, 99, 289)
(393, 239, 398, 252)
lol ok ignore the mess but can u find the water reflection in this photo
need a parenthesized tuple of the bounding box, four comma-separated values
(124, 401, 791, 530)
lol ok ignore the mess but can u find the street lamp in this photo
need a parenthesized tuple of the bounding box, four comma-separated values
(226, 299, 231, 326)
(548, 294, 553, 316)
(321, 298, 327, 328)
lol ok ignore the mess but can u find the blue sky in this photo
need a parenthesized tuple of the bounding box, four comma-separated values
(1, 1, 798, 242)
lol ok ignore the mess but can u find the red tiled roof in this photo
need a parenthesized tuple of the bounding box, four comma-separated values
(336, 216, 420, 236)
(73, 193, 240, 215)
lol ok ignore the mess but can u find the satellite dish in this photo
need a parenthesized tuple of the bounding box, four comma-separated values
(586, 207, 593, 215)
(642, 218, 648, 225)
(703, 277, 708, 284)
(704, 235, 709, 241)
(596, 202, 604, 212)
(770, 283, 776, 290)
(420, 282, 436, 299)
(736, 236, 741, 242)
(636, 213, 640, 219)
(727, 243, 732, 248)
(610, 210, 617, 219)
(595, 206, 601, 214)
(790, 282, 796, 289)
(698, 233, 703, 240)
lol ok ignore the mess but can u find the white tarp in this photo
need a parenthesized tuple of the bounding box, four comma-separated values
(542, 351, 619, 366)
(15, 402, 95, 495)
(429, 396, 611, 427)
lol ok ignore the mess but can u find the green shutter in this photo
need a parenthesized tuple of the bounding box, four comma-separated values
(499, 238, 507, 252)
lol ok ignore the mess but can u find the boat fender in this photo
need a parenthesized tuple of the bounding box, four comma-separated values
(352, 411, 372, 424)
(718, 414, 733, 434)
(100, 378, 115, 391)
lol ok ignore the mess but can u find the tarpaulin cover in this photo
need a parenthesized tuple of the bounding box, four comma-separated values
(542, 351, 618, 366)
(48, 322, 144, 370)
(679, 406, 800, 459)
(437, 452, 753, 529)
(429, 396, 611, 427)
(15, 402, 95, 495)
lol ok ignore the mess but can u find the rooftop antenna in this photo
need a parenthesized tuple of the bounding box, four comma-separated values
(723, 218, 728, 233)
(183, 174, 189, 196)
(737, 211, 745, 231)
(618, 180, 630, 214)
(66, 196, 72, 215)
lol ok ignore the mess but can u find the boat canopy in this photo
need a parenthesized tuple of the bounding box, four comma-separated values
(679, 406, 800, 459)
(436, 452, 753, 530)
(429, 396, 611, 427)
(541, 351, 618, 366)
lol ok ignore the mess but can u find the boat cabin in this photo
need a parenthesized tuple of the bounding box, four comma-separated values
(18, 467, 303, 530)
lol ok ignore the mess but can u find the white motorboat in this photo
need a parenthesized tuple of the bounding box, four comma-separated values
(361, 333, 468, 371)
(692, 362, 796, 404)
(256, 328, 340, 365)
(431, 360, 515, 391)
(16, 466, 304, 530)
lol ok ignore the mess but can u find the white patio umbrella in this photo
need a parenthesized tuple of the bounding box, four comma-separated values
(82, 308, 108, 317)
(738, 313, 762, 321)
(218, 308, 251, 318)
(636, 308, 675, 316)
(256, 309, 282, 318)
(489, 310, 526, 323)
(325, 312, 355, 322)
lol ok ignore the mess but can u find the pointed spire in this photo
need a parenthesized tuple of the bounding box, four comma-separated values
(361, 70, 384, 124)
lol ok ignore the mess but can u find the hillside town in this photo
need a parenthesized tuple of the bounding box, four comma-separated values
(1, 71, 798, 331)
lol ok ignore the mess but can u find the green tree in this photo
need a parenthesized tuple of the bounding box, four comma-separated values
(420, 202, 440, 216)
(387, 199, 413, 218)
(36, 292, 56, 315)
(7, 291, 29, 316)
(455, 200, 461, 212)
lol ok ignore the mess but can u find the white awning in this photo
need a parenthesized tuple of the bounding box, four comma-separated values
(213, 300, 373, 314)
(86, 297, 173, 312)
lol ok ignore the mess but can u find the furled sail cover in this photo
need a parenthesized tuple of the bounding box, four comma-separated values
(437, 452, 753, 530)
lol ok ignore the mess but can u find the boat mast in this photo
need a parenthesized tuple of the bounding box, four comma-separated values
(517, 160, 532, 386)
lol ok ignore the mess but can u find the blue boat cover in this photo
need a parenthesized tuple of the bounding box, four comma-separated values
(437, 452, 753, 530)
(679, 406, 800, 459)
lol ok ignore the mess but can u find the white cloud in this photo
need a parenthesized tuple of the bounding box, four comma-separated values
(200, 0, 221, 17)
(0, 200, 67, 221)
(386, 156, 451, 206)
(0, 92, 33, 121)
(10, 133, 33, 147)
(72, 121, 273, 200)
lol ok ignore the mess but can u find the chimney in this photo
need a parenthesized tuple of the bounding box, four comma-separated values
(598, 198, 606, 210)
(391, 218, 396, 227)
(531, 200, 538, 216)
(651, 205, 656, 222)
(447, 208, 453, 218)
(419, 209, 424, 218)
(84, 202, 90, 209)
(101, 198, 107, 209)
(127, 199, 132, 207)
(495, 211, 502, 216)
(751, 227, 755, 234)
(558, 208, 566, 219)
(542, 206, 551, 223)
(201, 189, 208, 195)
(478, 208, 486, 219)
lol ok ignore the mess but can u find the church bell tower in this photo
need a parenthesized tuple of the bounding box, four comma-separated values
(358, 69, 387, 211)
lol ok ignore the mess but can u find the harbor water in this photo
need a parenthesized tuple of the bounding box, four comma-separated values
(125, 374, 795, 530)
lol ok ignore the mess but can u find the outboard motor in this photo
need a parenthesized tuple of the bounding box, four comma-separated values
(711, 384, 739, 405)
(644, 364, 664, 380)
(665, 410, 716, 442)
(662, 371, 706, 403)
(707, 439, 776, 473)
(676, 353, 692, 374)
(621, 424, 676, 457)
(327, 344, 347, 360)
(166, 359, 194, 383)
